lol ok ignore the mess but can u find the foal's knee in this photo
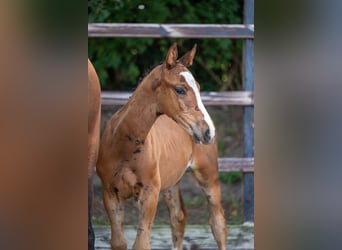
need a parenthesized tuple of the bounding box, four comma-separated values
(170, 208, 187, 229)
(177, 204, 188, 226)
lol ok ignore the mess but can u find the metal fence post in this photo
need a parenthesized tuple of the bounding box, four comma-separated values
(243, 0, 254, 222)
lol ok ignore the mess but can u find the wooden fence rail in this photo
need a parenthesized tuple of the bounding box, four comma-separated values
(219, 157, 254, 172)
(101, 91, 254, 107)
(88, 23, 254, 38)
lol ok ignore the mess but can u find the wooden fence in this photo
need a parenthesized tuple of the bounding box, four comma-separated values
(88, 0, 254, 221)
(88, 23, 254, 38)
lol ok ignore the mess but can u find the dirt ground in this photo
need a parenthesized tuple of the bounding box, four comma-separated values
(93, 106, 244, 225)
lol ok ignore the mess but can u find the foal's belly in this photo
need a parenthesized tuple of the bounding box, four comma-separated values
(148, 115, 194, 190)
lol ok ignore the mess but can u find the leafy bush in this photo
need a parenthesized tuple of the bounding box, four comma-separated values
(88, 0, 243, 91)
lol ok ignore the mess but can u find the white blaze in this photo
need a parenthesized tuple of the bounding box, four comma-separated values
(180, 71, 216, 138)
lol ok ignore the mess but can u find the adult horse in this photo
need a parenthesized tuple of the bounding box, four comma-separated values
(97, 43, 227, 250)
(88, 59, 101, 250)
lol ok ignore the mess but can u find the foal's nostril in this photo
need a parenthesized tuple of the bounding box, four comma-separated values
(204, 129, 211, 142)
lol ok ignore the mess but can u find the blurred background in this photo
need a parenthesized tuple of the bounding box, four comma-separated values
(88, 0, 247, 226)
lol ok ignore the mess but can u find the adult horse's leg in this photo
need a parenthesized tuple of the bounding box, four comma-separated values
(88, 176, 95, 250)
(162, 184, 187, 250)
(133, 183, 160, 250)
(191, 146, 227, 250)
(88, 126, 100, 250)
(103, 190, 127, 250)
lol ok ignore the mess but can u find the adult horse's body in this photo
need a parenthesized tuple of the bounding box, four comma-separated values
(88, 59, 101, 250)
(97, 43, 227, 250)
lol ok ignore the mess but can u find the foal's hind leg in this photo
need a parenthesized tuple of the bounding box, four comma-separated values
(162, 183, 187, 250)
(191, 147, 227, 249)
(103, 189, 127, 250)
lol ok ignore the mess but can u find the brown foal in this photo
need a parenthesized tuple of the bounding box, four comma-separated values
(97, 43, 227, 250)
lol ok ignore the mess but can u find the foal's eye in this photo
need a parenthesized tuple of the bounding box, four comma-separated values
(174, 87, 186, 95)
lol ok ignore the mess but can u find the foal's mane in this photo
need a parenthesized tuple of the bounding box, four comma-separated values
(137, 61, 163, 86)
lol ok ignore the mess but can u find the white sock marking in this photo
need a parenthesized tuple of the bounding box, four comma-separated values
(180, 71, 215, 138)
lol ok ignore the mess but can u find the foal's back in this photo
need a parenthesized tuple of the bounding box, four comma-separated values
(147, 115, 217, 190)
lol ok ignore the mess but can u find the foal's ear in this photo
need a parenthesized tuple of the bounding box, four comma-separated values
(179, 44, 197, 67)
(165, 42, 178, 69)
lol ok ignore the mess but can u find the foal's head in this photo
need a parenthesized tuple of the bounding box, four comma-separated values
(149, 43, 215, 144)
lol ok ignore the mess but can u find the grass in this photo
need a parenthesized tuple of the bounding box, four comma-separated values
(229, 201, 242, 224)
(219, 172, 242, 184)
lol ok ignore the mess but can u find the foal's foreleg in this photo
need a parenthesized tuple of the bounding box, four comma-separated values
(204, 181, 227, 250)
(192, 169, 227, 250)
(103, 190, 127, 250)
(133, 184, 160, 250)
(162, 184, 187, 250)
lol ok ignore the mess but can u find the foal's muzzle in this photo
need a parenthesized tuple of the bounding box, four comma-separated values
(191, 121, 214, 145)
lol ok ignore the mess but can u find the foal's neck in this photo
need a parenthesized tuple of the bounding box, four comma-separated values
(113, 71, 160, 148)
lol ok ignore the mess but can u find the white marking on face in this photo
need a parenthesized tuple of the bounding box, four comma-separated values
(180, 71, 215, 138)
(172, 248, 178, 250)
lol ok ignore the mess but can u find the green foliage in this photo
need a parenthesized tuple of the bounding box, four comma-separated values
(92, 215, 109, 225)
(219, 172, 242, 184)
(229, 200, 242, 224)
(184, 195, 206, 206)
(88, 0, 243, 91)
